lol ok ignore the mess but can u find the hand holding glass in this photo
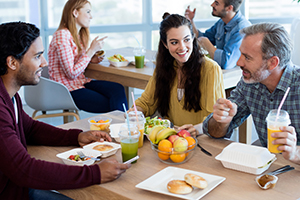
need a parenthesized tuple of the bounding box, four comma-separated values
(266, 109, 290, 153)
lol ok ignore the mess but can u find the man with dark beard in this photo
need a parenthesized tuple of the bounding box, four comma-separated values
(0, 22, 130, 200)
(203, 23, 300, 165)
(185, 0, 251, 69)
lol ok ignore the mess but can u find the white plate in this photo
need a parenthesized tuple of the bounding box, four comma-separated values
(125, 56, 149, 65)
(56, 148, 102, 166)
(136, 166, 225, 200)
(83, 141, 121, 158)
(109, 123, 125, 142)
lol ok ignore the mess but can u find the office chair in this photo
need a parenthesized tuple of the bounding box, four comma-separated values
(24, 67, 80, 123)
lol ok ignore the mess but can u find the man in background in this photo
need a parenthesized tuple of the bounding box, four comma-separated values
(185, 0, 251, 69)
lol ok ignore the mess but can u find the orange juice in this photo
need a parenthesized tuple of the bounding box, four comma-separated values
(128, 111, 145, 148)
(266, 109, 290, 154)
(138, 128, 144, 148)
(267, 127, 282, 153)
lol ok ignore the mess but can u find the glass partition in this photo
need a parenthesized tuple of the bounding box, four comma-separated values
(152, 0, 214, 23)
(248, 0, 300, 18)
(47, 0, 143, 29)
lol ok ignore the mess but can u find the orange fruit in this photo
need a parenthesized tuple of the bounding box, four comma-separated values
(185, 136, 196, 157)
(170, 153, 186, 163)
(185, 136, 196, 150)
(90, 120, 96, 123)
(157, 139, 172, 160)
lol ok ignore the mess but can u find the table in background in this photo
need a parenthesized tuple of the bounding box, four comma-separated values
(85, 47, 242, 91)
(85, 47, 156, 91)
(28, 111, 300, 200)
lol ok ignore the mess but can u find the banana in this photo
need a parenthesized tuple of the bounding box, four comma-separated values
(148, 125, 166, 144)
(155, 128, 176, 144)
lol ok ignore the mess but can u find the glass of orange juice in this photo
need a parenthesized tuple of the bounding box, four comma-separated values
(266, 109, 290, 153)
(128, 111, 145, 148)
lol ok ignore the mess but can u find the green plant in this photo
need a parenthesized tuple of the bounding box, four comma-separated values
(294, 0, 300, 2)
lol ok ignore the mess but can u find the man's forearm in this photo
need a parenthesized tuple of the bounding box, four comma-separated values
(207, 117, 230, 138)
(190, 20, 199, 38)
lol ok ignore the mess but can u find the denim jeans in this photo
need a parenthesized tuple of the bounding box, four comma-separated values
(28, 188, 73, 200)
(71, 80, 128, 113)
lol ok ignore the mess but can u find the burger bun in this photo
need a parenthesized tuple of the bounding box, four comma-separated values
(167, 180, 193, 194)
(184, 173, 208, 189)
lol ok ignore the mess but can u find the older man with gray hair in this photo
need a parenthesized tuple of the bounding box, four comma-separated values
(203, 22, 300, 165)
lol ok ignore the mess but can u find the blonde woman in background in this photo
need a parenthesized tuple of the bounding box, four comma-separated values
(48, 0, 128, 113)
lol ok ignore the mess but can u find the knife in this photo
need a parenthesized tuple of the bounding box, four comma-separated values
(197, 143, 212, 156)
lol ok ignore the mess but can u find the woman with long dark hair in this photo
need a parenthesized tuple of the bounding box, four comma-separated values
(129, 13, 225, 135)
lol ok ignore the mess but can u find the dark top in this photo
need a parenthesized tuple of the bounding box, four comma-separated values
(0, 77, 101, 199)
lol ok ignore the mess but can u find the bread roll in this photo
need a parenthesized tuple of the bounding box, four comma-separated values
(184, 173, 208, 189)
(93, 144, 113, 151)
(167, 180, 193, 194)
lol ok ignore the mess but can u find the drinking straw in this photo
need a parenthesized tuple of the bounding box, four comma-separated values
(123, 103, 131, 136)
(275, 87, 290, 123)
(132, 35, 141, 49)
(131, 92, 140, 123)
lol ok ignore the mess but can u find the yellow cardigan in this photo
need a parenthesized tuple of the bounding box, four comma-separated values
(135, 56, 225, 126)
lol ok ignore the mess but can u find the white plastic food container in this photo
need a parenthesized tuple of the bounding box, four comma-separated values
(83, 141, 121, 158)
(108, 60, 129, 67)
(215, 142, 276, 175)
(56, 148, 102, 166)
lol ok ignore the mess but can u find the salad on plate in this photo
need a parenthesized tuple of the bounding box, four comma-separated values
(144, 116, 170, 135)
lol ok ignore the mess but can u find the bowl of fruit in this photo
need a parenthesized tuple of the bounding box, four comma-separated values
(149, 127, 197, 165)
(88, 117, 112, 132)
(107, 54, 129, 67)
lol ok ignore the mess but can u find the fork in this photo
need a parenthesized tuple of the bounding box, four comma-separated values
(268, 165, 294, 176)
(77, 151, 101, 161)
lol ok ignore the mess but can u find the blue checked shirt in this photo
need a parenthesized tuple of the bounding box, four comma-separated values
(198, 11, 251, 70)
(203, 63, 300, 147)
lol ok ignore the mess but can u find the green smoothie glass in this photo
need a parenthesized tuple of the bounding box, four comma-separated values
(118, 124, 140, 163)
(133, 47, 146, 68)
